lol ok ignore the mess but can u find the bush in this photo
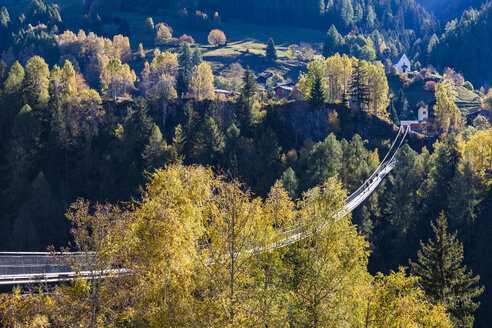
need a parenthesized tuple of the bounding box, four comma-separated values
(208, 29, 226, 46)
(424, 81, 437, 92)
(179, 34, 195, 44)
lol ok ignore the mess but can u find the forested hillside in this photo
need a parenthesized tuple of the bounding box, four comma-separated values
(416, 0, 485, 20)
(0, 0, 491, 327)
(429, 2, 492, 87)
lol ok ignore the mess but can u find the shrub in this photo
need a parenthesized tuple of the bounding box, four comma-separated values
(424, 81, 437, 92)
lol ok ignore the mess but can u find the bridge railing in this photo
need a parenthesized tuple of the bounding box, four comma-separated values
(0, 126, 411, 285)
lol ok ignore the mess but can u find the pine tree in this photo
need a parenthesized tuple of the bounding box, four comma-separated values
(179, 43, 193, 75)
(142, 124, 166, 171)
(394, 89, 409, 119)
(176, 70, 188, 98)
(235, 68, 256, 134)
(240, 67, 256, 102)
(323, 25, 343, 58)
(349, 60, 370, 110)
(410, 212, 484, 328)
(309, 72, 325, 110)
(195, 115, 225, 164)
(266, 38, 277, 61)
(235, 93, 253, 135)
(389, 99, 400, 125)
(191, 48, 202, 67)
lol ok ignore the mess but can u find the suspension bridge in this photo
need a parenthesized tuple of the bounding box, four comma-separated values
(0, 126, 410, 286)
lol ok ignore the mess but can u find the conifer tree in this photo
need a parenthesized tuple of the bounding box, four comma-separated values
(240, 67, 256, 102)
(410, 212, 484, 328)
(191, 48, 202, 67)
(309, 71, 325, 139)
(179, 43, 193, 75)
(235, 94, 253, 135)
(389, 99, 400, 125)
(349, 60, 370, 110)
(142, 124, 166, 171)
(323, 25, 343, 58)
(175, 44, 193, 99)
(175, 70, 188, 98)
(394, 89, 409, 119)
(265, 38, 277, 61)
(194, 115, 225, 164)
(309, 71, 325, 110)
(235, 68, 256, 134)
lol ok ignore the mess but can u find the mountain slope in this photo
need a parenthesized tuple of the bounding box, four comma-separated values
(430, 2, 492, 87)
(197, 0, 438, 40)
(416, 0, 486, 21)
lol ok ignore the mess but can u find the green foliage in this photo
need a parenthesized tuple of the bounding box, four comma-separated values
(265, 37, 277, 61)
(323, 25, 343, 58)
(179, 43, 193, 75)
(281, 167, 298, 198)
(394, 89, 410, 119)
(191, 48, 203, 67)
(389, 99, 400, 125)
(410, 212, 484, 327)
(429, 3, 492, 86)
(309, 71, 325, 110)
(144, 17, 154, 31)
(349, 59, 370, 110)
(305, 133, 342, 188)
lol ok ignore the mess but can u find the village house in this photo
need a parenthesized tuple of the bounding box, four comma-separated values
(400, 103, 431, 131)
(393, 54, 411, 73)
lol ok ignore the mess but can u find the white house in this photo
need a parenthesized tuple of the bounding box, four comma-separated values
(393, 54, 411, 73)
(417, 104, 429, 121)
(400, 104, 429, 131)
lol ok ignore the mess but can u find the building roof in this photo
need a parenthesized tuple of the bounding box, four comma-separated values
(214, 89, 233, 94)
(393, 53, 410, 67)
(275, 86, 293, 91)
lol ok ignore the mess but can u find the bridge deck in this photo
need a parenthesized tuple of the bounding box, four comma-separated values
(0, 127, 409, 286)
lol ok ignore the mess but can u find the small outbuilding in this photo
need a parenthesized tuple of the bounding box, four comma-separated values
(274, 83, 295, 99)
